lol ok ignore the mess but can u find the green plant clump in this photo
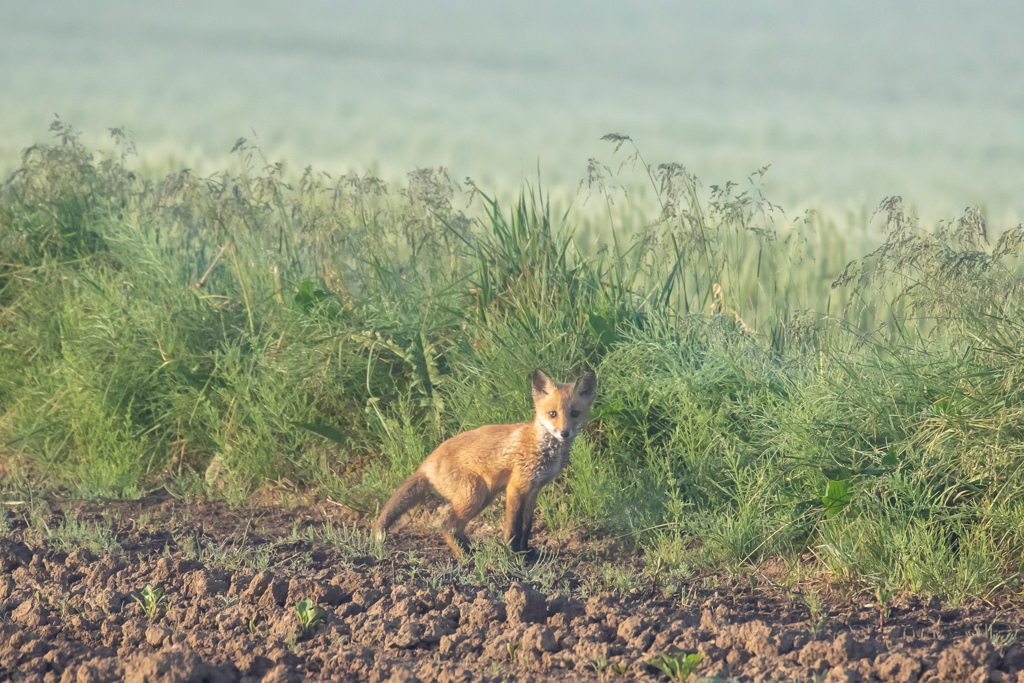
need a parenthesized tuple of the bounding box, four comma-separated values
(133, 584, 167, 621)
(648, 651, 703, 681)
(294, 599, 324, 635)
(3, 124, 1024, 602)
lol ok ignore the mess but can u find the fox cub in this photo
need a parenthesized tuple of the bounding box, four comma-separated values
(373, 369, 597, 556)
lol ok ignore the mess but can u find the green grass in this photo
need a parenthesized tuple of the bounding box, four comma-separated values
(2, 123, 1024, 603)
(308, 521, 386, 563)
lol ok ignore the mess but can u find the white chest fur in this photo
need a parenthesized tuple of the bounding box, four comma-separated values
(529, 432, 573, 486)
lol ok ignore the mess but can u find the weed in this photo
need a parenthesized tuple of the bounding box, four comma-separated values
(473, 553, 489, 586)
(135, 512, 155, 533)
(247, 545, 273, 572)
(310, 522, 385, 563)
(55, 593, 76, 616)
(872, 584, 896, 628)
(792, 592, 829, 637)
(425, 563, 468, 589)
(248, 619, 268, 637)
(644, 555, 666, 594)
(647, 651, 702, 681)
(465, 539, 562, 591)
(295, 599, 325, 636)
(975, 621, 1019, 648)
(596, 562, 640, 593)
(133, 585, 167, 621)
(593, 654, 630, 676)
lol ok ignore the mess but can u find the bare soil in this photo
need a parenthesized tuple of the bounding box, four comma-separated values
(1, 492, 1023, 682)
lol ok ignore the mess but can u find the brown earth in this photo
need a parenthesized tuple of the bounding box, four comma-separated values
(1, 492, 1023, 682)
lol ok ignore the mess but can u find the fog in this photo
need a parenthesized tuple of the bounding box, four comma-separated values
(2, 1, 1022, 219)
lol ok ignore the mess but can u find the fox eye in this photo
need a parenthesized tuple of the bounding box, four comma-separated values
(570, 410, 579, 418)
(548, 410, 557, 418)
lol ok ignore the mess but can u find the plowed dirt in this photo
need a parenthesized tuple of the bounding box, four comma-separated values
(1, 493, 1022, 682)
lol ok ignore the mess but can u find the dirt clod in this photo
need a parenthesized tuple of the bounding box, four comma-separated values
(935, 636, 1001, 682)
(505, 582, 547, 625)
(875, 651, 923, 682)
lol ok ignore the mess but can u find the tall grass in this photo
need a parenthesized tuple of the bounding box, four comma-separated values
(2, 123, 1023, 601)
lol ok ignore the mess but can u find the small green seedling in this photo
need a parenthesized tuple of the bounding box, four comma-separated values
(592, 654, 608, 673)
(246, 618, 266, 638)
(56, 593, 75, 616)
(792, 592, 829, 636)
(648, 652, 702, 681)
(294, 599, 324, 635)
(133, 584, 167, 621)
(505, 640, 522, 661)
(874, 584, 896, 628)
(474, 554, 488, 585)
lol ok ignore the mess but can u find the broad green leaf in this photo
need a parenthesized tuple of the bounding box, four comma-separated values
(822, 479, 852, 519)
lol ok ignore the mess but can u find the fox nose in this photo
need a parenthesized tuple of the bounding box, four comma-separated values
(560, 430, 570, 439)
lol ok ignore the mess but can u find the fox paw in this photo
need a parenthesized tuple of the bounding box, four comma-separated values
(518, 547, 540, 563)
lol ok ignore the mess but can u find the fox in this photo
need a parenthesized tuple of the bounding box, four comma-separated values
(373, 369, 597, 557)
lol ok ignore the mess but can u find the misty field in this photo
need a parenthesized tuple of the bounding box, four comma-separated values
(2, 123, 1024, 613)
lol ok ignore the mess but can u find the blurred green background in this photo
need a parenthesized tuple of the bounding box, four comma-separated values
(2, 1, 1022, 222)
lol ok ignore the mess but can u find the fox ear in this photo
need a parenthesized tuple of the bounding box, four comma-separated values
(531, 369, 555, 400)
(574, 370, 597, 401)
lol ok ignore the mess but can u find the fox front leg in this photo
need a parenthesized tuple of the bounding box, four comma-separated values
(521, 488, 542, 552)
(503, 484, 531, 553)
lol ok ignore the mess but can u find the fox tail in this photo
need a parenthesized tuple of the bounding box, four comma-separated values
(372, 470, 431, 540)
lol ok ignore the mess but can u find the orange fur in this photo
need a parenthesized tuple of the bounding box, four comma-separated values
(373, 369, 597, 556)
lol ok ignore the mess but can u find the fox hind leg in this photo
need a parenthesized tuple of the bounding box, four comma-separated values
(441, 508, 472, 557)
(440, 476, 489, 558)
